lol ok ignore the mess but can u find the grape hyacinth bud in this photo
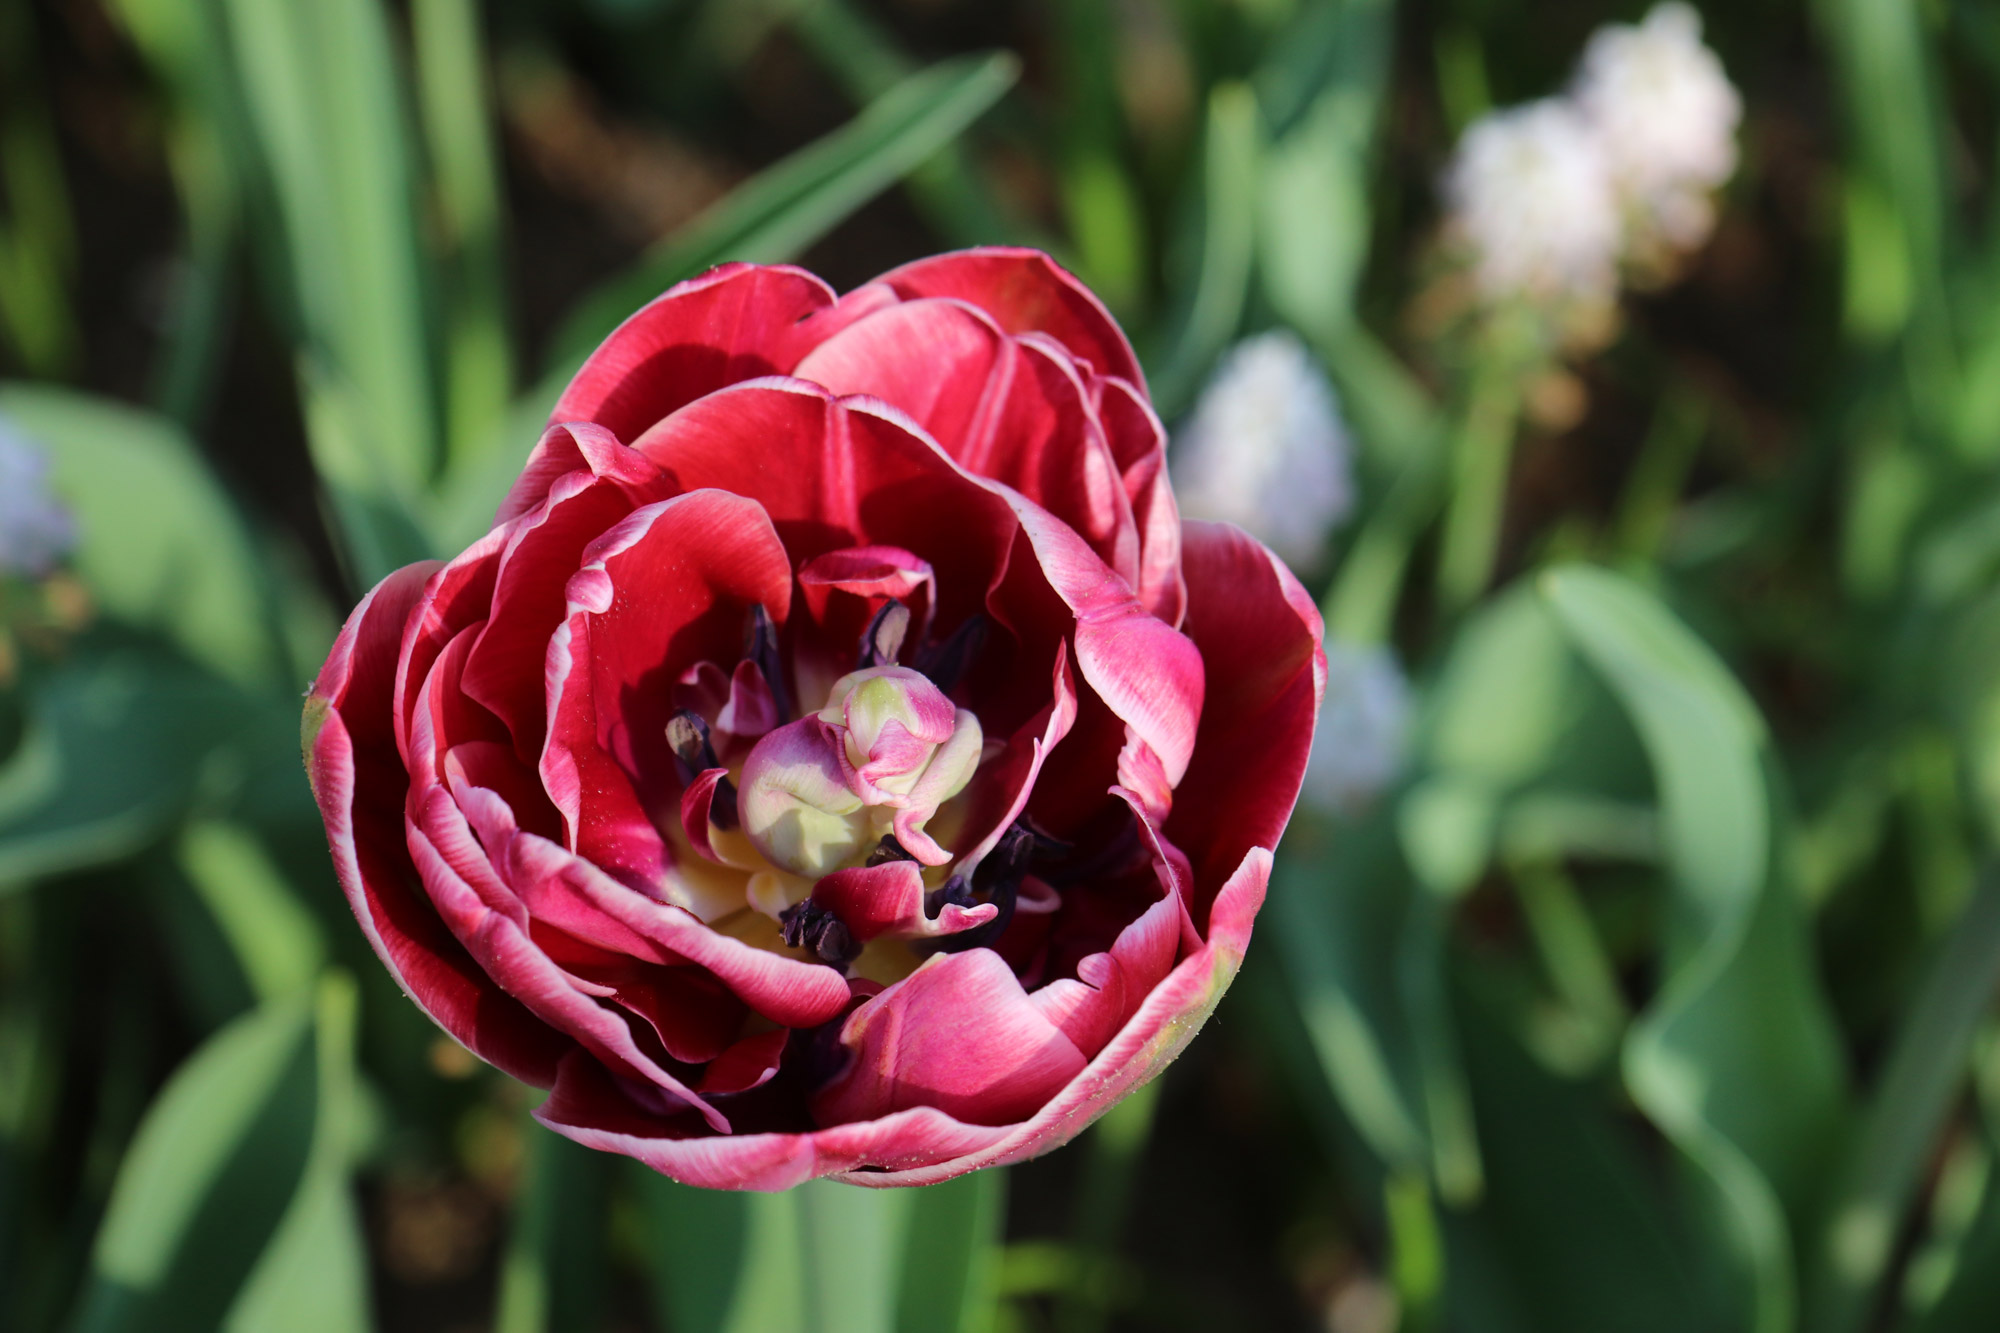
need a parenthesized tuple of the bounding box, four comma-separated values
(0, 416, 76, 579)
(1303, 639, 1412, 815)
(1572, 3, 1741, 257)
(1172, 331, 1355, 573)
(1443, 98, 1622, 316)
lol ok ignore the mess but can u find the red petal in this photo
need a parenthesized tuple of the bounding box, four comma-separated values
(392, 530, 506, 768)
(809, 861, 998, 942)
(552, 264, 839, 446)
(1097, 377, 1184, 626)
(678, 767, 731, 864)
(496, 420, 670, 528)
(872, 247, 1144, 390)
(1164, 522, 1325, 929)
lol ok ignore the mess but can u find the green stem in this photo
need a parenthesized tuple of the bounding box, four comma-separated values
(1436, 361, 1520, 613)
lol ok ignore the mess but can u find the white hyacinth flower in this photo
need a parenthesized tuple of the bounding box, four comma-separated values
(1303, 640, 1413, 815)
(0, 416, 75, 578)
(1443, 97, 1622, 313)
(1172, 331, 1354, 572)
(1573, 2, 1741, 253)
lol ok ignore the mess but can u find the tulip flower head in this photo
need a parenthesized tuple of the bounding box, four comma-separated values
(1172, 331, 1355, 573)
(0, 416, 76, 579)
(1573, 3, 1741, 259)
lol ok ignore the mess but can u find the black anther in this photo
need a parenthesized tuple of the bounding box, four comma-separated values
(779, 900, 860, 969)
(744, 604, 793, 723)
(858, 601, 911, 670)
(666, 710, 721, 773)
(924, 874, 974, 921)
(866, 835, 917, 867)
(916, 615, 987, 693)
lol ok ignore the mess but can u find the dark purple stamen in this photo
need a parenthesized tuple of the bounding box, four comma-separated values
(744, 603, 793, 722)
(667, 709, 738, 829)
(780, 899, 860, 969)
(932, 821, 1038, 952)
(858, 600, 911, 670)
(916, 614, 987, 693)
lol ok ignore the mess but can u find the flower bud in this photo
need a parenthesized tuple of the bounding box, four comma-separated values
(738, 718, 869, 878)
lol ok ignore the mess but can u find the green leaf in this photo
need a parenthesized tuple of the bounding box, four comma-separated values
(496, 1124, 611, 1333)
(221, 0, 439, 560)
(0, 384, 275, 688)
(635, 1169, 759, 1333)
(1804, 875, 2000, 1332)
(549, 53, 1019, 368)
(72, 993, 318, 1333)
(0, 650, 275, 890)
(1542, 565, 1849, 1333)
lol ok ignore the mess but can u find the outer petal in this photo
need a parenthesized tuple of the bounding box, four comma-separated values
(530, 849, 1271, 1189)
(871, 247, 1145, 390)
(534, 1051, 1010, 1191)
(1165, 522, 1326, 925)
(304, 563, 571, 1086)
(551, 264, 840, 447)
(496, 419, 670, 528)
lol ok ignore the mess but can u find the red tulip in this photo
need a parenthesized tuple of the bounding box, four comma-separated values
(303, 250, 1325, 1189)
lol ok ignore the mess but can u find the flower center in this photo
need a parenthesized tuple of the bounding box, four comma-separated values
(667, 583, 1005, 979)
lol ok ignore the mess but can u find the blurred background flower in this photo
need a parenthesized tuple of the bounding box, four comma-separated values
(0, 416, 75, 579)
(1172, 329, 1354, 573)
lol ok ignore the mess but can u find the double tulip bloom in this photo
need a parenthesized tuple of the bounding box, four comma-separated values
(304, 250, 1325, 1189)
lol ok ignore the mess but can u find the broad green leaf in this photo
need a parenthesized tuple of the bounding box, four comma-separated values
(635, 1168, 758, 1333)
(0, 650, 269, 890)
(223, 974, 370, 1333)
(72, 993, 317, 1333)
(0, 383, 274, 687)
(1543, 565, 1848, 1333)
(549, 53, 1019, 367)
(897, 1170, 1005, 1333)
(798, 1179, 912, 1333)
(1444, 1002, 1718, 1333)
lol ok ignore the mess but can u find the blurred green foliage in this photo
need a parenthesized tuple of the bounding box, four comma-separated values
(7, 0, 2000, 1329)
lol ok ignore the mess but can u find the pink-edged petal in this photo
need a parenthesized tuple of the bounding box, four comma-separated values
(716, 659, 779, 740)
(496, 419, 671, 527)
(1027, 883, 1178, 1058)
(797, 544, 937, 653)
(871, 247, 1145, 390)
(678, 767, 732, 863)
(810, 948, 1089, 1127)
(505, 832, 852, 1029)
(534, 1050, 1009, 1191)
(555, 954, 748, 1066)
(552, 264, 840, 446)
(466, 465, 660, 759)
(306, 563, 571, 1087)
(406, 817, 728, 1131)
(810, 861, 998, 942)
(542, 612, 674, 890)
(1097, 377, 1184, 626)
(392, 530, 507, 766)
(1164, 522, 1325, 927)
(793, 304, 1142, 592)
